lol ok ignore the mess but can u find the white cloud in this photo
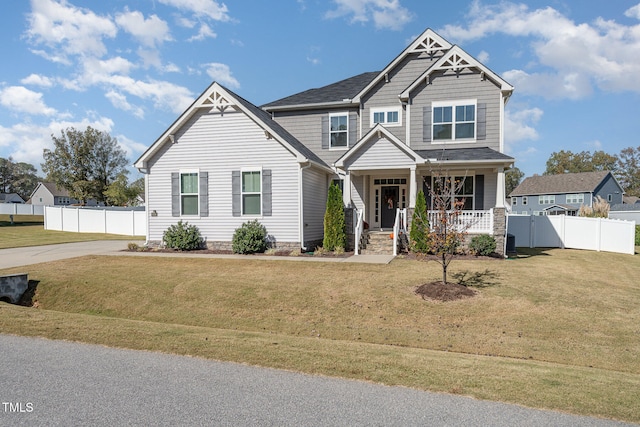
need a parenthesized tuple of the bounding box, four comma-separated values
(21, 74, 54, 88)
(438, 1, 640, 97)
(26, 0, 117, 61)
(325, 0, 413, 30)
(115, 9, 172, 48)
(476, 50, 489, 63)
(105, 90, 145, 119)
(157, 0, 231, 21)
(504, 106, 543, 152)
(187, 23, 217, 41)
(114, 134, 148, 161)
(503, 69, 592, 100)
(625, 4, 640, 20)
(0, 86, 57, 116)
(204, 63, 240, 89)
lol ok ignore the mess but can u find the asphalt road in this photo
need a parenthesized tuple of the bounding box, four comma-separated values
(0, 334, 633, 426)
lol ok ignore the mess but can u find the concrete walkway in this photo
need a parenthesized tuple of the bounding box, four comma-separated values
(0, 241, 395, 269)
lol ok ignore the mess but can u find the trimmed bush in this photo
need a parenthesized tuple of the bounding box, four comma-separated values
(636, 225, 640, 246)
(469, 234, 497, 256)
(410, 190, 429, 253)
(323, 183, 346, 251)
(163, 221, 203, 251)
(232, 219, 268, 254)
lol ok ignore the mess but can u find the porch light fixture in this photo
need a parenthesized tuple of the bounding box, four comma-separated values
(151, 210, 158, 217)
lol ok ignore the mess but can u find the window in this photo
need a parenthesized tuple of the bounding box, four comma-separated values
(511, 197, 517, 206)
(566, 194, 584, 204)
(607, 194, 612, 202)
(433, 100, 476, 141)
(539, 195, 555, 205)
(522, 196, 528, 205)
(430, 175, 474, 210)
(242, 170, 261, 215)
(330, 113, 348, 148)
(180, 172, 199, 215)
(371, 107, 401, 127)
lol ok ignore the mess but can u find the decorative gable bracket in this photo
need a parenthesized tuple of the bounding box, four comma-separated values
(198, 89, 235, 113)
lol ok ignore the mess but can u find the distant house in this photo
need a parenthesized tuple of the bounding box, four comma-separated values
(508, 171, 624, 216)
(29, 182, 99, 206)
(0, 193, 25, 204)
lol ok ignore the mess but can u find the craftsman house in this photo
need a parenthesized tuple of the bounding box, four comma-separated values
(509, 171, 624, 216)
(135, 28, 515, 254)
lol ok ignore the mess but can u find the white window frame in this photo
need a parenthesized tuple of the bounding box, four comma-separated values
(539, 195, 555, 205)
(511, 197, 517, 206)
(566, 193, 584, 204)
(429, 174, 475, 210)
(180, 169, 200, 216)
(432, 99, 477, 143)
(241, 168, 262, 216)
(329, 112, 349, 150)
(607, 194, 612, 202)
(522, 196, 528, 205)
(370, 106, 402, 127)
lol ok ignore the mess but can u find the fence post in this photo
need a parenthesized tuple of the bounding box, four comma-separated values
(596, 217, 602, 252)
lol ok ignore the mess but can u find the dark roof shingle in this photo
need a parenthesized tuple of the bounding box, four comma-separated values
(509, 171, 611, 196)
(415, 147, 514, 162)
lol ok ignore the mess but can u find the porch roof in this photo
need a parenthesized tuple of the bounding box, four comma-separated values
(415, 147, 514, 165)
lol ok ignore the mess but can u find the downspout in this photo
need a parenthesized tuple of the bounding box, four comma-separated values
(298, 162, 312, 251)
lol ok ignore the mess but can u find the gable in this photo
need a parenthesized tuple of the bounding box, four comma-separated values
(344, 137, 417, 170)
(510, 171, 612, 196)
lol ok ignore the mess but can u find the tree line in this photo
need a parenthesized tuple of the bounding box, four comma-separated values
(1, 126, 143, 206)
(506, 146, 640, 197)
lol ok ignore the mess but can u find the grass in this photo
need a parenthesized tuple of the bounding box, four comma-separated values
(0, 215, 137, 249)
(0, 248, 639, 422)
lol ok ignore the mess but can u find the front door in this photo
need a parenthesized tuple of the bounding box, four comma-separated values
(380, 186, 399, 229)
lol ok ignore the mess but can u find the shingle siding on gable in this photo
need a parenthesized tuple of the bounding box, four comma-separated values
(146, 109, 302, 244)
(410, 71, 501, 151)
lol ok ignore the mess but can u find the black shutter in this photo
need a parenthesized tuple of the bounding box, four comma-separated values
(321, 116, 329, 149)
(199, 172, 208, 217)
(349, 112, 357, 147)
(171, 172, 180, 217)
(475, 175, 484, 210)
(232, 170, 240, 217)
(423, 106, 432, 143)
(476, 103, 486, 140)
(262, 169, 272, 216)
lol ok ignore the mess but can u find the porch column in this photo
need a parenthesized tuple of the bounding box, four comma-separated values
(496, 167, 505, 208)
(343, 171, 352, 207)
(409, 167, 417, 208)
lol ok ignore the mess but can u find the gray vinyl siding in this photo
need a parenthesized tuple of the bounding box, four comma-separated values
(350, 174, 365, 212)
(344, 138, 415, 170)
(302, 166, 328, 245)
(594, 175, 624, 205)
(145, 109, 301, 244)
(271, 108, 360, 165)
(410, 71, 502, 151)
(361, 52, 440, 142)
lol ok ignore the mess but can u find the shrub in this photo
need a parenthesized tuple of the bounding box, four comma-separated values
(410, 190, 429, 253)
(163, 221, 203, 251)
(636, 225, 640, 246)
(323, 183, 346, 251)
(232, 220, 267, 254)
(469, 234, 497, 256)
(127, 242, 139, 251)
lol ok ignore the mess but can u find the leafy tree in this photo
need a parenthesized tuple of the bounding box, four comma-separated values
(104, 175, 144, 206)
(505, 166, 524, 196)
(0, 157, 41, 199)
(544, 150, 618, 175)
(42, 127, 129, 204)
(409, 189, 429, 253)
(426, 173, 471, 285)
(323, 182, 346, 251)
(617, 146, 640, 197)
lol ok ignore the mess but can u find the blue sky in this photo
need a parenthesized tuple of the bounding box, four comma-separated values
(1, 0, 640, 180)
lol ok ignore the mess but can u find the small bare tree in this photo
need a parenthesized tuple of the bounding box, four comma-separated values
(426, 172, 474, 285)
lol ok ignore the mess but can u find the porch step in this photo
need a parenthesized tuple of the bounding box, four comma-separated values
(360, 231, 396, 255)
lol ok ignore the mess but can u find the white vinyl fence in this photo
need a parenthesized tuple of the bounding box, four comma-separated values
(44, 206, 146, 237)
(507, 214, 636, 255)
(0, 204, 44, 215)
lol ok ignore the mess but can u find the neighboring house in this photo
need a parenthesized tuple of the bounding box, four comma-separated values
(0, 193, 25, 204)
(609, 196, 640, 223)
(29, 182, 100, 206)
(135, 28, 515, 253)
(508, 171, 624, 216)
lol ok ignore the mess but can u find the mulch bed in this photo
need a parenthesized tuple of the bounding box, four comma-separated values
(127, 247, 353, 258)
(415, 281, 476, 302)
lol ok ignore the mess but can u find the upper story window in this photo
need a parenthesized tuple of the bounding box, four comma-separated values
(511, 197, 517, 206)
(329, 113, 348, 149)
(522, 196, 528, 205)
(371, 106, 401, 127)
(539, 195, 555, 205)
(432, 100, 476, 141)
(180, 171, 199, 215)
(566, 193, 584, 204)
(242, 170, 262, 216)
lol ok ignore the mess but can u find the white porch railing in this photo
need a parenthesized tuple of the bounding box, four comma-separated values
(392, 208, 408, 256)
(354, 208, 364, 255)
(427, 209, 494, 234)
